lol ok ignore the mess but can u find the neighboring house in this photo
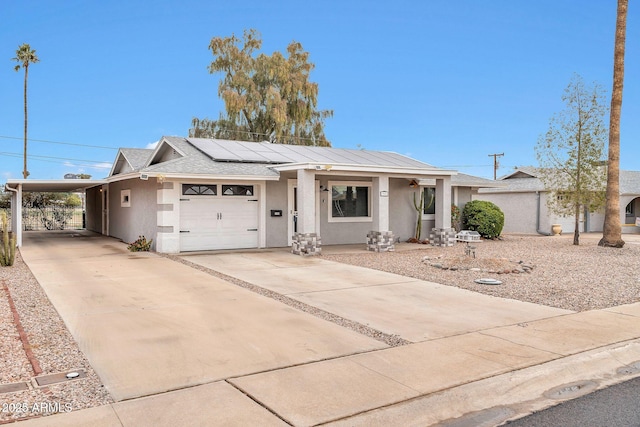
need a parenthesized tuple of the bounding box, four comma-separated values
(7, 136, 499, 253)
(476, 166, 640, 235)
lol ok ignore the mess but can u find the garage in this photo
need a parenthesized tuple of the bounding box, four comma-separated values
(179, 184, 259, 252)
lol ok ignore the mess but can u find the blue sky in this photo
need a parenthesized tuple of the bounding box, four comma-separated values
(1, 1, 638, 180)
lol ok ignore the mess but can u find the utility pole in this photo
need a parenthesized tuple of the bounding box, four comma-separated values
(488, 153, 504, 180)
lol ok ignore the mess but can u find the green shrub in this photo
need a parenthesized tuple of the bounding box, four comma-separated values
(462, 200, 504, 239)
(127, 235, 153, 252)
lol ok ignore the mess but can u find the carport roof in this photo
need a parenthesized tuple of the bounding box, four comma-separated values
(5, 179, 107, 192)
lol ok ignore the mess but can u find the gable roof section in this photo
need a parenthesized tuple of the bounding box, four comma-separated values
(109, 148, 154, 177)
(499, 166, 540, 180)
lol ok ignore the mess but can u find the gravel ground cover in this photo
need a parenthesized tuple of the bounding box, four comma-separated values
(0, 251, 112, 423)
(1, 233, 639, 422)
(325, 233, 640, 312)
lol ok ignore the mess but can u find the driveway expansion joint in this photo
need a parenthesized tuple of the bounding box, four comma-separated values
(225, 380, 294, 426)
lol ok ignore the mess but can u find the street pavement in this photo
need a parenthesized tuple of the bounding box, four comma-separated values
(13, 231, 640, 426)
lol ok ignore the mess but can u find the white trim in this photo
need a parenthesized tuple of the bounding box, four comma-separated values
(272, 162, 457, 176)
(101, 184, 109, 235)
(327, 180, 373, 223)
(120, 189, 131, 207)
(258, 182, 267, 248)
(420, 186, 436, 220)
(106, 172, 279, 183)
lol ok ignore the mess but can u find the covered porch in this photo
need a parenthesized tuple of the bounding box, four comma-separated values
(271, 162, 456, 255)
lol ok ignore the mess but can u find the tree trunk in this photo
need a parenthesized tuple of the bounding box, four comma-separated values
(599, 0, 627, 248)
(573, 204, 580, 245)
(23, 64, 29, 179)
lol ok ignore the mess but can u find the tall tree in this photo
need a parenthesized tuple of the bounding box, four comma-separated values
(12, 43, 40, 179)
(535, 75, 608, 245)
(190, 29, 333, 146)
(599, 0, 627, 248)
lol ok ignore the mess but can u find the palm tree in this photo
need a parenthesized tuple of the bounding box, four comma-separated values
(12, 43, 40, 179)
(599, 0, 627, 248)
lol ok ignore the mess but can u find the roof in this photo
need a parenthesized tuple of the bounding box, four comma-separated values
(620, 171, 640, 195)
(122, 148, 154, 170)
(480, 166, 640, 195)
(108, 136, 455, 180)
(186, 137, 436, 168)
(451, 173, 506, 188)
(416, 172, 505, 188)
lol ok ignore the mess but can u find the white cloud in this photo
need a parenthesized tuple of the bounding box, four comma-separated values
(145, 140, 159, 149)
(91, 162, 113, 170)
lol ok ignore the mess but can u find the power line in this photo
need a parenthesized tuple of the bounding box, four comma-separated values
(0, 152, 112, 168)
(0, 135, 118, 150)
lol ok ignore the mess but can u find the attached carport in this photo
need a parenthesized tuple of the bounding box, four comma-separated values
(4, 179, 107, 247)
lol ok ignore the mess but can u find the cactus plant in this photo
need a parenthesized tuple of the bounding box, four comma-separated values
(0, 211, 16, 267)
(412, 191, 424, 240)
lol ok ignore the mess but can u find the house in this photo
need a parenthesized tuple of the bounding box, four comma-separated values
(475, 166, 640, 234)
(7, 137, 499, 254)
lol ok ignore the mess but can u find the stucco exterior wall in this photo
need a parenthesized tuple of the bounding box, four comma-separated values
(474, 192, 539, 234)
(475, 191, 608, 234)
(455, 187, 473, 207)
(85, 186, 102, 233)
(108, 178, 158, 249)
(265, 179, 289, 247)
(390, 178, 418, 241)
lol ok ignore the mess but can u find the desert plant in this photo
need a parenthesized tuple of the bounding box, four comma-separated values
(127, 235, 153, 252)
(451, 204, 462, 232)
(0, 211, 16, 266)
(462, 200, 504, 239)
(412, 191, 424, 240)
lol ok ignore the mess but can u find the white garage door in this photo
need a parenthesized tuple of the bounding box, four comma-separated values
(179, 184, 259, 252)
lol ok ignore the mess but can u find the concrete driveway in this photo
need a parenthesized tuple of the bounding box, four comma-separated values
(182, 251, 571, 342)
(20, 232, 385, 402)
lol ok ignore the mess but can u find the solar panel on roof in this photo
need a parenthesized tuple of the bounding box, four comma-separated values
(186, 137, 435, 168)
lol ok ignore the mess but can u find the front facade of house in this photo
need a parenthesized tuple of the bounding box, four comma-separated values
(476, 167, 640, 235)
(79, 137, 495, 254)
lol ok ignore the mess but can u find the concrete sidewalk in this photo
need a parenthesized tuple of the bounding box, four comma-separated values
(15, 232, 640, 426)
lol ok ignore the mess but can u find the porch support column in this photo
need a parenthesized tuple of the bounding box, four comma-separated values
(292, 169, 321, 255)
(368, 176, 394, 252)
(10, 184, 23, 247)
(430, 176, 455, 247)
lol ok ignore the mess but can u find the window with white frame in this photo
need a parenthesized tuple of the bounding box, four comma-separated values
(422, 187, 436, 216)
(626, 201, 634, 215)
(120, 189, 131, 208)
(329, 181, 371, 222)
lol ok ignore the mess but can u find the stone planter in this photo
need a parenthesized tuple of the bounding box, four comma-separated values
(551, 224, 562, 235)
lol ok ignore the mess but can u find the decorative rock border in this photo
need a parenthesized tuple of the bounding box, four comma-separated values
(422, 255, 535, 274)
